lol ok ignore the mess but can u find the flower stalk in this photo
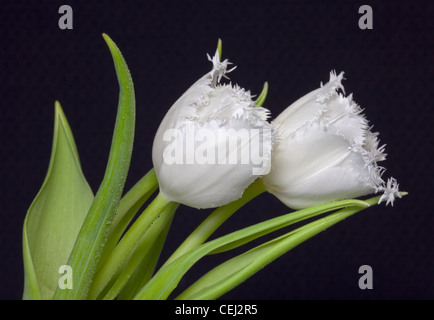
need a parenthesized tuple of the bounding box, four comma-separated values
(164, 178, 266, 266)
(87, 192, 175, 299)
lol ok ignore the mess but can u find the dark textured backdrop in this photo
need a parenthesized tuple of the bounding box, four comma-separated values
(1, 0, 432, 300)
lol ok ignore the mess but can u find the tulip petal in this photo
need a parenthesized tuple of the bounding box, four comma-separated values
(265, 122, 376, 209)
(153, 50, 273, 209)
(157, 118, 272, 208)
(264, 71, 396, 209)
(273, 71, 345, 136)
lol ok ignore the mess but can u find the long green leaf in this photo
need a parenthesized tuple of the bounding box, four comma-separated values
(96, 168, 158, 274)
(22, 102, 94, 300)
(133, 199, 368, 300)
(117, 216, 173, 300)
(177, 193, 406, 300)
(176, 203, 373, 300)
(87, 193, 173, 299)
(53, 34, 135, 299)
(100, 202, 179, 300)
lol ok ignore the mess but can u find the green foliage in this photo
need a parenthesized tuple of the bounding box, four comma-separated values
(22, 102, 94, 300)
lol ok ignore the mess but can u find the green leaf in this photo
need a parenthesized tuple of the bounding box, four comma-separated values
(96, 168, 158, 274)
(255, 82, 269, 107)
(52, 33, 135, 299)
(22, 102, 94, 300)
(133, 199, 369, 300)
(176, 203, 371, 300)
(117, 215, 173, 300)
(217, 38, 222, 60)
(176, 193, 406, 300)
(100, 201, 179, 300)
(87, 193, 174, 299)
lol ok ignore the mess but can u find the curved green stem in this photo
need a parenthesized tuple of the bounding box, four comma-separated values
(101, 202, 179, 300)
(133, 198, 369, 300)
(87, 193, 174, 299)
(163, 179, 266, 267)
(176, 204, 365, 300)
(117, 213, 175, 300)
(96, 168, 158, 272)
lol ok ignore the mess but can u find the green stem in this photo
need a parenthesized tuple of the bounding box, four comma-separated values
(163, 179, 266, 267)
(96, 168, 158, 271)
(117, 212, 175, 300)
(101, 202, 179, 300)
(87, 193, 174, 299)
(176, 194, 407, 300)
(133, 198, 369, 300)
(176, 203, 369, 300)
(111, 168, 158, 237)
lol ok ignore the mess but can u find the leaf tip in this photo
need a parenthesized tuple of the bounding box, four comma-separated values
(217, 38, 223, 60)
(102, 33, 115, 48)
(54, 100, 63, 115)
(255, 81, 269, 107)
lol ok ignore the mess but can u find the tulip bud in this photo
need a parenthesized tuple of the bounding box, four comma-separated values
(263, 71, 400, 209)
(152, 51, 274, 209)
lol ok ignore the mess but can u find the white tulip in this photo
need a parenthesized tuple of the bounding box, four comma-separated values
(263, 71, 400, 209)
(152, 51, 274, 209)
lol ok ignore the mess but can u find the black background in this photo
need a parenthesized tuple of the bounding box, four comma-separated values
(1, 0, 432, 300)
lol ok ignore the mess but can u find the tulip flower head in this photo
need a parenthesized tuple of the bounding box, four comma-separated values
(263, 71, 400, 209)
(152, 51, 274, 209)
